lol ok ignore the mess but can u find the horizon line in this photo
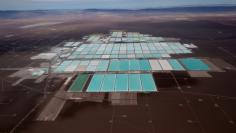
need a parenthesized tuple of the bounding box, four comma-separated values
(0, 4, 236, 11)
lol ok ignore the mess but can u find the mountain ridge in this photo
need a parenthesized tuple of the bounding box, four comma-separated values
(0, 5, 236, 19)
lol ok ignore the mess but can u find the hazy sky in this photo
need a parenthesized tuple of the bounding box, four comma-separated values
(0, 0, 236, 10)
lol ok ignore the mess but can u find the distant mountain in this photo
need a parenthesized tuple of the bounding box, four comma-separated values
(0, 5, 236, 19)
(140, 5, 236, 12)
(85, 5, 236, 12)
(0, 10, 71, 19)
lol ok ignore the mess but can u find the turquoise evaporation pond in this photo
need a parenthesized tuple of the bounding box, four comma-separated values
(69, 42, 193, 59)
(69, 53, 174, 59)
(108, 60, 120, 71)
(96, 60, 109, 71)
(180, 58, 209, 70)
(139, 60, 152, 71)
(87, 74, 157, 92)
(55, 61, 72, 72)
(100, 74, 116, 92)
(128, 74, 142, 92)
(129, 60, 140, 70)
(140, 74, 157, 92)
(119, 60, 129, 71)
(108, 59, 151, 71)
(115, 74, 128, 92)
(87, 74, 104, 92)
(168, 59, 185, 71)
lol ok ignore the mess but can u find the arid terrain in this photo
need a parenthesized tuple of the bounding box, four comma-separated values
(0, 9, 236, 133)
